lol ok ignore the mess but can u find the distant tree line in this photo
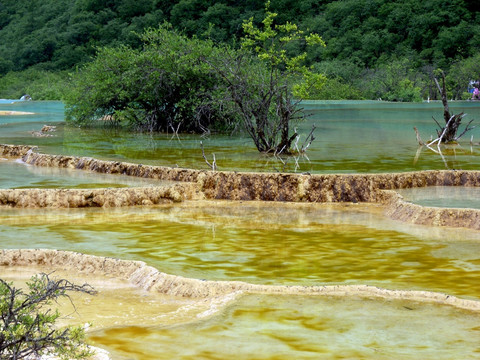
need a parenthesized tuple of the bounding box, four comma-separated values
(0, 0, 479, 100)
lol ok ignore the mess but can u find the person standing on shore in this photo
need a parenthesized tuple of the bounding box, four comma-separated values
(473, 87, 480, 100)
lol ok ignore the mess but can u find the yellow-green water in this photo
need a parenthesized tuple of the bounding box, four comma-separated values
(2, 100, 480, 359)
(3, 203, 480, 358)
(2, 100, 480, 174)
(90, 294, 480, 360)
(2, 202, 480, 298)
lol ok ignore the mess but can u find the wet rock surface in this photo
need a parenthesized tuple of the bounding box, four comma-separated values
(0, 185, 198, 208)
(2, 249, 479, 311)
(2, 144, 480, 229)
(381, 190, 480, 230)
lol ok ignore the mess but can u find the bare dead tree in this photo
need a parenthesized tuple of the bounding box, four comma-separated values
(433, 70, 475, 142)
(200, 141, 217, 171)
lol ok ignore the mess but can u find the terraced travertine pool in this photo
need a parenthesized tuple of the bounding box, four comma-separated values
(2, 100, 480, 359)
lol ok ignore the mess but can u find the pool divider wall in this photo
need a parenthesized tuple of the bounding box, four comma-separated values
(3, 144, 480, 229)
(380, 190, 480, 230)
(0, 144, 37, 158)
(0, 185, 198, 208)
(2, 249, 480, 312)
(4, 143, 480, 203)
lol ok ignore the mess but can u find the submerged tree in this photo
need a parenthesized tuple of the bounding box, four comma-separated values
(0, 273, 97, 360)
(413, 69, 476, 168)
(432, 70, 474, 143)
(206, 2, 326, 153)
(65, 4, 326, 154)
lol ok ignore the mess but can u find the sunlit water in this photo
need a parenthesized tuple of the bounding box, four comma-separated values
(2, 100, 480, 359)
(2, 202, 480, 298)
(6, 265, 480, 360)
(90, 294, 480, 360)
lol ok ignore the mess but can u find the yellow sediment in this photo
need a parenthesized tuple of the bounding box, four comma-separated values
(2, 144, 480, 318)
(0, 185, 199, 208)
(0, 111, 35, 116)
(1, 249, 479, 312)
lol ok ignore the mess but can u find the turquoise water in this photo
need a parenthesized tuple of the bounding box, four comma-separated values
(1, 100, 480, 173)
(397, 186, 480, 209)
(0, 159, 168, 189)
(3, 100, 480, 360)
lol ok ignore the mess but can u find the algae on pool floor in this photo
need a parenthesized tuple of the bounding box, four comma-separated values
(89, 294, 480, 360)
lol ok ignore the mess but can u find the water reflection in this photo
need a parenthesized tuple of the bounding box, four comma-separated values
(2, 201, 480, 298)
(2, 101, 480, 173)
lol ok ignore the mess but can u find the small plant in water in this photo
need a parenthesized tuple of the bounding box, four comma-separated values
(0, 273, 97, 360)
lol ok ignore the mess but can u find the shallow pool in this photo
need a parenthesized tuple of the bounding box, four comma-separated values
(2, 100, 480, 359)
(90, 294, 480, 360)
(0, 159, 169, 189)
(397, 186, 480, 209)
(2, 100, 480, 173)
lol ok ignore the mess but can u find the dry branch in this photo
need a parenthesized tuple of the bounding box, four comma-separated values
(200, 141, 217, 171)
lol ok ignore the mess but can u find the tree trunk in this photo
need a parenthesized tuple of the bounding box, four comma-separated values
(434, 71, 464, 143)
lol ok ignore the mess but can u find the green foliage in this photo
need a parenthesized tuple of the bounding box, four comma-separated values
(230, 1, 325, 152)
(302, 77, 364, 100)
(1, 0, 478, 73)
(66, 2, 325, 153)
(65, 25, 239, 133)
(1, 0, 480, 102)
(446, 53, 480, 100)
(0, 273, 96, 360)
(357, 57, 424, 102)
(0, 69, 70, 100)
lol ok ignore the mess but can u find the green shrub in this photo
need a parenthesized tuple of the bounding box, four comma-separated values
(64, 25, 240, 134)
(0, 273, 96, 360)
(0, 69, 68, 100)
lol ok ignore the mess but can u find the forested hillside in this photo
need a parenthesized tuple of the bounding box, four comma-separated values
(1, 0, 479, 100)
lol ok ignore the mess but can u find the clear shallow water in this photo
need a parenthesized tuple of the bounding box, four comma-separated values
(3, 204, 480, 359)
(7, 266, 479, 360)
(2, 202, 480, 298)
(397, 186, 480, 209)
(3, 100, 480, 359)
(90, 294, 480, 360)
(0, 159, 169, 189)
(2, 100, 480, 173)
(2, 267, 203, 330)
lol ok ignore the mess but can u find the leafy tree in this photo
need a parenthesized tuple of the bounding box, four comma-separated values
(206, 1, 325, 153)
(1, 0, 480, 103)
(357, 57, 423, 102)
(65, 25, 239, 133)
(0, 273, 96, 360)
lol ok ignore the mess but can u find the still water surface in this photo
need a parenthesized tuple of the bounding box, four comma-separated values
(397, 186, 480, 209)
(90, 294, 480, 360)
(2, 100, 480, 359)
(2, 100, 480, 174)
